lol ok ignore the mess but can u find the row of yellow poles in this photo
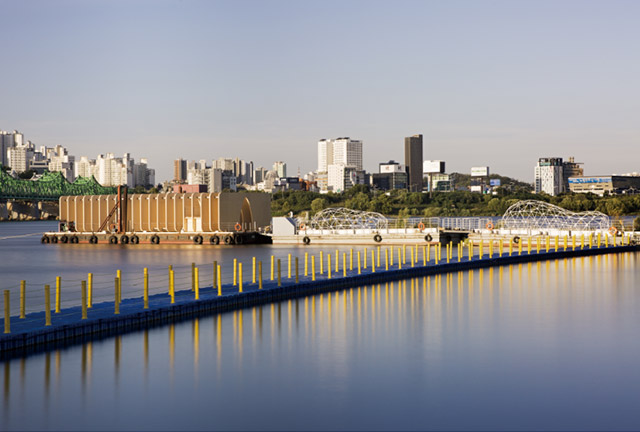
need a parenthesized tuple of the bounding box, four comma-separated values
(2, 233, 629, 333)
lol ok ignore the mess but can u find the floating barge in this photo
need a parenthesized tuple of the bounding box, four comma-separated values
(41, 188, 272, 245)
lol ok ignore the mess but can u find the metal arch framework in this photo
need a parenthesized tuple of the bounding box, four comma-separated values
(501, 200, 611, 231)
(309, 207, 389, 230)
(0, 169, 117, 201)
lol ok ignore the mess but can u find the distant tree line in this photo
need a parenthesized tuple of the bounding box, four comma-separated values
(271, 184, 640, 220)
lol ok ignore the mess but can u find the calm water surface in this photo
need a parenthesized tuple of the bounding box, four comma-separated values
(1, 222, 640, 430)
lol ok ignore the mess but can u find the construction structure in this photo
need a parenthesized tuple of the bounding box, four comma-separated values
(44, 189, 272, 245)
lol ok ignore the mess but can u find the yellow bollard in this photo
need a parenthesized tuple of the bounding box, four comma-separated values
(81, 280, 87, 320)
(233, 258, 237, 286)
(402, 244, 406, 264)
(545, 236, 549, 252)
(357, 251, 361, 275)
(377, 246, 381, 267)
(320, 251, 324, 274)
(398, 248, 402, 269)
(168, 265, 173, 294)
(217, 265, 222, 296)
(605, 234, 608, 248)
(499, 240, 503, 257)
(423, 246, 426, 266)
(489, 241, 493, 258)
(20, 280, 25, 319)
(271, 255, 275, 281)
(580, 234, 584, 249)
(88, 273, 93, 308)
(364, 248, 368, 269)
(372, 250, 376, 272)
(597, 233, 601, 248)
(170, 270, 175, 304)
(458, 243, 461, 263)
(411, 247, 415, 267)
(328, 254, 332, 279)
(480, 241, 484, 259)
(312, 256, 316, 281)
(55, 276, 61, 314)
(304, 252, 308, 276)
(259, 261, 263, 289)
(427, 244, 431, 263)
(589, 234, 592, 249)
(343, 253, 347, 277)
(572, 235, 576, 250)
(277, 259, 282, 287)
(45, 284, 52, 325)
(117, 273, 122, 305)
(518, 239, 522, 256)
(335, 250, 339, 273)
(295, 257, 299, 283)
(143, 268, 149, 309)
(385, 248, 389, 271)
(114, 279, 120, 314)
(191, 262, 196, 291)
(213, 260, 217, 291)
(288, 254, 291, 279)
(3, 290, 10, 334)
(537, 237, 540, 253)
(389, 247, 394, 266)
(195, 267, 200, 298)
(350, 249, 353, 270)
(237, 264, 242, 294)
(252, 257, 256, 284)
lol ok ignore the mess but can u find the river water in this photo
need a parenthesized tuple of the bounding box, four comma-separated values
(1, 221, 640, 430)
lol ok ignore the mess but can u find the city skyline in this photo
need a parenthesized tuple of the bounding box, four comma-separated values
(2, 0, 639, 182)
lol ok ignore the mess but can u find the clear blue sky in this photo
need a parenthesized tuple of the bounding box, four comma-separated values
(2, 0, 638, 182)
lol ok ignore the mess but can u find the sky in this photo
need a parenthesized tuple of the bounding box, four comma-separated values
(1, 0, 639, 183)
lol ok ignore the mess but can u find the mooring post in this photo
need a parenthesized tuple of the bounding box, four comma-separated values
(217, 265, 222, 296)
(371, 250, 376, 273)
(304, 252, 308, 276)
(252, 257, 256, 284)
(233, 259, 237, 286)
(3, 290, 10, 334)
(343, 253, 347, 277)
(312, 256, 316, 281)
(170, 270, 175, 304)
(327, 254, 332, 279)
(114, 278, 120, 314)
(55, 276, 61, 314)
(357, 251, 361, 275)
(195, 267, 200, 299)
(364, 247, 368, 269)
(378, 246, 381, 267)
(237, 264, 242, 294)
(350, 249, 353, 270)
(270, 255, 274, 281)
(288, 253, 291, 279)
(143, 268, 149, 309)
(259, 261, 263, 289)
(45, 284, 52, 326)
(320, 251, 324, 274)
(277, 259, 281, 287)
(335, 250, 339, 273)
(88, 273, 93, 308)
(81, 280, 87, 320)
(295, 257, 299, 283)
(398, 248, 402, 269)
(19, 280, 25, 319)
(423, 246, 427, 266)
(213, 261, 217, 291)
(191, 262, 196, 291)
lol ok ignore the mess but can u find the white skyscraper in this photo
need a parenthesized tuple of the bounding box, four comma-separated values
(534, 157, 565, 196)
(317, 137, 363, 191)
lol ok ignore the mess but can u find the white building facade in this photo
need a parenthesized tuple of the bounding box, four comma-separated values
(534, 157, 565, 196)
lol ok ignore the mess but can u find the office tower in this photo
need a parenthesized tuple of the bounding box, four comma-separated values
(534, 157, 564, 196)
(174, 158, 187, 182)
(273, 161, 287, 178)
(404, 134, 423, 192)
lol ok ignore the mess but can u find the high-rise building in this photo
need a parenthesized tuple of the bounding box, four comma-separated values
(174, 159, 187, 182)
(372, 160, 407, 190)
(562, 157, 583, 189)
(404, 134, 423, 192)
(273, 161, 287, 178)
(317, 137, 363, 192)
(534, 157, 564, 196)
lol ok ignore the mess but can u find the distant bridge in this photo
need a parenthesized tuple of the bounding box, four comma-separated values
(0, 169, 117, 201)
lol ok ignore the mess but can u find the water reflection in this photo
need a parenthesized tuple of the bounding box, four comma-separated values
(2, 253, 640, 430)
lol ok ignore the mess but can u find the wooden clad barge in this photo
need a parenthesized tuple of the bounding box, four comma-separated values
(41, 188, 272, 245)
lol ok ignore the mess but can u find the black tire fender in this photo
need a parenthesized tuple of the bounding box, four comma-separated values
(303, 236, 311, 245)
(425, 234, 433, 242)
(109, 235, 118, 244)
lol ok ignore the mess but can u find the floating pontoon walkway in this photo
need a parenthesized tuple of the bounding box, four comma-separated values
(2, 243, 639, 357)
